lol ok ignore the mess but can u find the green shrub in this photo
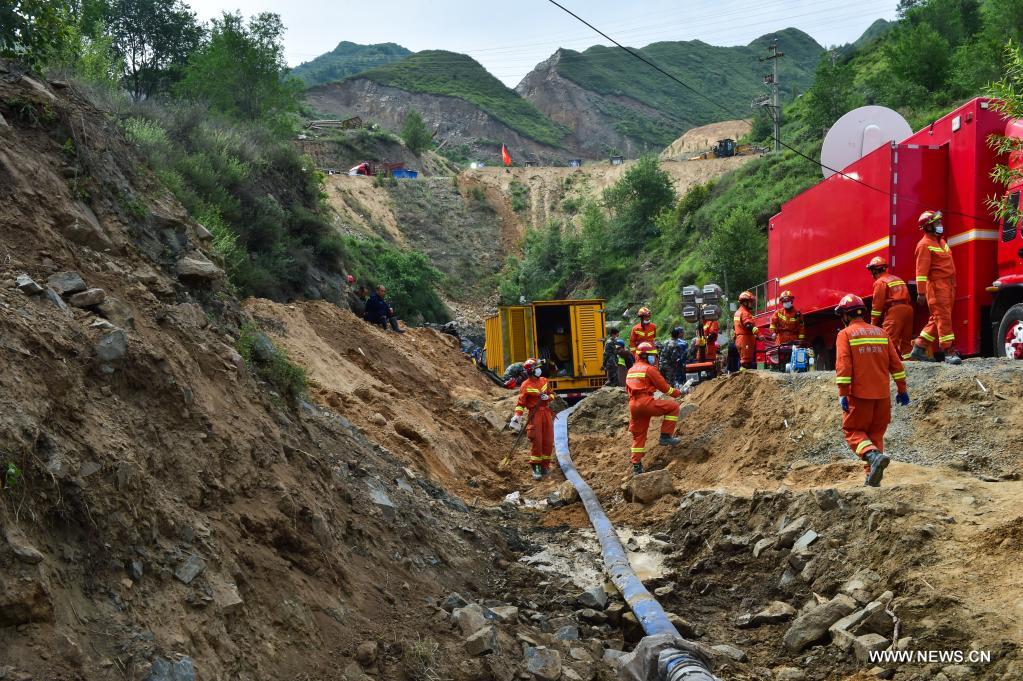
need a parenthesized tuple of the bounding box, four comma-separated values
(236, 324, 307, 405)
(509, 179, 529, 213)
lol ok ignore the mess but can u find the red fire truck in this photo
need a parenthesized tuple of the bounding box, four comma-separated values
(754, 97, 1023, 367)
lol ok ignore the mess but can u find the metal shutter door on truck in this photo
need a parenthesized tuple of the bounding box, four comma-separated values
(503, 306, 533, 366)
(571, 304, 605, 378)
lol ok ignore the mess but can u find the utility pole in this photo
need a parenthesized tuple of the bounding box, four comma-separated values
(760, 41, 784, 152)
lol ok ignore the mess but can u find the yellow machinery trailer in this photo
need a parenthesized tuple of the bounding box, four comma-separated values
(484, 299, 607, 394)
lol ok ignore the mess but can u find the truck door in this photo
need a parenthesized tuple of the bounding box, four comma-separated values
(501, 306, 535, 367)
(997, 189, 1023, 276)
(570, 303, 606, 378)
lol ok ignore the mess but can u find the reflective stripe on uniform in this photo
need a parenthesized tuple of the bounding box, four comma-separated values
(856, 440, 875, 454)
(663, 415, 678, 422)
(916, 276, 928, 282)
(887, 279, 907, 287)
(630, 447, 646, 453)
(939, 334, 955, 342)
(835, 376, 852, 384)
(526, 388, 540, 393)
(891, 371, 906, 380)
(870, 310, 883, 317)
(849, 337, 889, 346)
(626, 372, 647, 380)
(920, 331, 936, 342)
(902, 353, 912, 359)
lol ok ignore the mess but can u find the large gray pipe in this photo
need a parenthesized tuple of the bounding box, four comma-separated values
(553, 408, 717, 681)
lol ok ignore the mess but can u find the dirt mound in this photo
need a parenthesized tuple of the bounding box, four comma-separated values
(242, 299, 525, 499)
(660, 119, 753, 159)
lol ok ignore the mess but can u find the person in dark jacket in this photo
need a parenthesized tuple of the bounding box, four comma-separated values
(364, 285, 405, 333)
(603, 327, 622, 385)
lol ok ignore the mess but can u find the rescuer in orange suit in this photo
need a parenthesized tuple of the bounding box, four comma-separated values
(770, 290, 805, 370)
(625, 342, 682, 475)
(910, 210, 962, 364)
(866, 256, 914, 360)
(834, 294, 910, 487)
(696, 318, 719, 363)
(629, 306, 657, 355)
(733, 291, 757, 370)
(508, 358, 555, 481)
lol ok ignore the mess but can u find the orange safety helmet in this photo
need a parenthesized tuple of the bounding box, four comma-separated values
(738, 290, 755, 303)
(523, 358, 539, 373)
(834, 293, 867, 315)
(779, 290, 794, 302)
(636, 341, 657, 354)
(866, 256, 888, 270)
(918, 210, 942, 229)
(637, 306, 652, 318)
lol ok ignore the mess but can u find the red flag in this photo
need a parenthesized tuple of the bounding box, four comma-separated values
(501, 144, 512, 167)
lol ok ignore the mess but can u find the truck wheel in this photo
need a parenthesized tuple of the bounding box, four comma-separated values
(995, 303, 1023, 358)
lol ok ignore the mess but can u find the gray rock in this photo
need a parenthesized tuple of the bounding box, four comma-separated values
(849, 593, 895, 637)
(853, 633, 890, 662)
(46, 272, 87, 295)
(779, 567, 798, 588)
(194, 224, 213, 241)
(441, 592, 469, 612)
(464, 626, 497, 656)
(19, 75, 56, 102)
(97, 297, 134, 329)
(147, 656, 195, 681)
(602, 649, 628, 666)
(941, 664, 973, 681)
(711, 643, 747, 662)
(783, 594, 857, 652)
(176, 252, 223, 283)
(488, 605, 518, 622)
(452, 604, 488, 637)
(210, 578, 243, 614)
(776, 516, 807, 549)
(169, 303, 208, 330)
(622, 469, 675, 504)
(129, 559, 144, 581)
(791, 530, 819, 553)
(4, 528, 44, 564)
(96, 330, 128, 363)
(577, 608, 607, 624)
(773, 667, 806, 680)
(68, 288, 105, 307)
(577, 585, 608, 610)
(365, 481, 395, 520)
(58, 202, 113, 250)
(44, 287, 70, 314)
(666, 612, 701, 639)
(813, 488, 843, 511)
(16, 274, 43, 295)
(653, 584, 674, 597)
(524, 647, 562, 681)
(554, 625, 580, 640)
(752, 537, 775, 558)
(787, 550, 812, 572)
(173, 554, 206, 584)
(251, 333, 276, 363)
(736, 601, 796, 628)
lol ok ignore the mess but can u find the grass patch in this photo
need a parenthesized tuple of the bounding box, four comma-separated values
(236, 324, 307, 405)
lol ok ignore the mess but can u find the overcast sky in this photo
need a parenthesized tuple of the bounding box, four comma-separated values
(186, 0, 900, 87)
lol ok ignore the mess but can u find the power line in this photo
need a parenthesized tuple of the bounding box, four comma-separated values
(543, 0, 997, 226)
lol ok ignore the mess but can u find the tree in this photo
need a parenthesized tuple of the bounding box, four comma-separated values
(986, 42, 1023, 223)
(803, 55, 861, 130)
(107, 0, 203, 100)
(885, 21, 951, 91)
(703, 207, 765, 296)
(400, 109, 432, 154)
(0, 0, 77, 68)
(176, 12, 301, 128)
(601, 155, 676, 244)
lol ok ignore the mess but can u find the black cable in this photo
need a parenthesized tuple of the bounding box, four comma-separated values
(544, 0, 999, 226)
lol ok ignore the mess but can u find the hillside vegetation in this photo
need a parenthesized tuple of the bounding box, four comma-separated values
(543, 28, 823, 148)
(499, 0, 1023, 330)
(354, 50, 569, 147)
(291, 41, 411, 86)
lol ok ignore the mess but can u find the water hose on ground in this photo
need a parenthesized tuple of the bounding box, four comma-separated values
(553, 407, 717, 681)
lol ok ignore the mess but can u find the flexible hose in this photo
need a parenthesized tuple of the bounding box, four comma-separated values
(553, 408, 718, 681)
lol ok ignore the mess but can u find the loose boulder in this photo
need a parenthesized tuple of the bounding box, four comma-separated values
(783, 594, 857, 652)
(622, 469, 675, 504)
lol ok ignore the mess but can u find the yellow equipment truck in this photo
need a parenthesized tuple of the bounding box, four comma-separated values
(484, 299, 607, 395)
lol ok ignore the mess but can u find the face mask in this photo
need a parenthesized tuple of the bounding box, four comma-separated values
(783, 301, 793, 310)
(533, 368, 542, 377)
(934, 225, 944, 235)
(647, 355, 657, 364)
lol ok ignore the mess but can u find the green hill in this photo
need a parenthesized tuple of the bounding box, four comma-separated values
(540, 28, 825, 147)
(291, 41, 411, 86)
(354, 50, 568, 147)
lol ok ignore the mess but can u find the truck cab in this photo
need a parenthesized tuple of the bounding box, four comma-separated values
(990, 117, 1023, 353)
